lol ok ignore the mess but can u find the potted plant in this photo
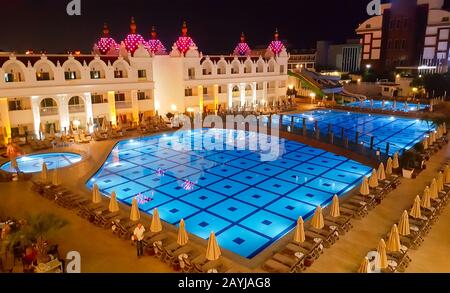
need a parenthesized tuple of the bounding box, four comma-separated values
(401, 150, 415, 179)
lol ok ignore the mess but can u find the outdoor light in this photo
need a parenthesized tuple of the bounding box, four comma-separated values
(296, 64, 300, 69)
(419, 75, 422, 78)
(187, 107, 194, 112)
(412, 88, 418, 93)
(171, 104, 177, 111)
(366, 64, 371, 69)
(73, 119, 80, 129)
(396, 74, 400, 78)
(288, 84, 294, 90)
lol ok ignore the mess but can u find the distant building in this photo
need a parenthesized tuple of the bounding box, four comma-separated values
(315, 40, 362, 73)
(287, 49, 316, 71)
(356, 0, 450, 75)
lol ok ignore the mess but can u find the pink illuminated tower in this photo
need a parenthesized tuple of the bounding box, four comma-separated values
(233, 32, 251, 56)
(267, 29, 285, 56)
(175, 21, 196, 55)
(95, 23, 119, 55)
(146, 26, 167, 55)
(123, 17, 146, 54)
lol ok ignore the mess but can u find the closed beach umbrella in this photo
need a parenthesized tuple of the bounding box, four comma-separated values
(177, 219, 189, 246)
(421, 186, 431, 209)
(430, 178, 438, 199)
(108, 191, 120, 213)
(410, 196, 422, 219)
(445, 165, 450, 184)
(130, 197, 140, 221)
(41, 162, 48, 183)
(392, 152, 399, 169)
(150, 208, 163, 233)
(386, 224, 401, 252)
(437, 172, 444, 192)
(369, 169, 379, 188)
(330, 195, 340, 218)
(92, 184, 102, 204)
(311, 206, 325, 229)
(377, 163, 386, 180)
(377, 239, 388, 269)
(360, 177, 370, 196)
(206, 232, 221, 261)
(357, 257, 370, 273)
(423, 138, 428, 150)
(52, 169, 61, 186)
(386, 157, 393, 176)
(398, 210, 410, 236)
(293, 217, 306, 244)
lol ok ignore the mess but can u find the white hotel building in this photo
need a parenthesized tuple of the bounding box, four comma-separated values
(0, 20, 288, 143)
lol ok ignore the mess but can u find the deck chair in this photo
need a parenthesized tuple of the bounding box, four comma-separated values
(261, 259, 291, 273)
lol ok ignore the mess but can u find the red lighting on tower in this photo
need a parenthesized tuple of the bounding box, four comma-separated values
(268, 28, 285, 55)
(146, 26, 166, 55)
(175, 21, 196, 55)
(96, 23, 119, 55)
(123, 17, 146, 54)
(233, 32, 251, 56)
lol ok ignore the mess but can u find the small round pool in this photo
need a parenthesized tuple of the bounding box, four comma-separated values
(1, 152, 82, 173)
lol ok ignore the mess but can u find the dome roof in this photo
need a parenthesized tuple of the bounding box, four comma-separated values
(95, 23, 119, 55)
(174, 21, 196, 55)
(123, 17, 147, 54)
(267, 29, 285, 56)
(147, 26, 167, 55)
(233, 32, 251, 56)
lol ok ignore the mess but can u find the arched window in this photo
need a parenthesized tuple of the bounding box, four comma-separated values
(89, 61, 106, 79)
(245, 85, 252, 96)
(40, 98, 58, 116)
(68, 96, 85, 113)
(35, 61, 55, 81)
(256, 60, 265, 73)
(232, 85, 240, 97)
(62, 61, 82, 80)
(268, 60, 276, 73)
(113, 61, 129, 78)
(231, 61, 240, 74)
(3, 62, 25, 82)
(202, 61, 213, 75)
(217, 61, 227, 75)
(244, 61, 253, 74)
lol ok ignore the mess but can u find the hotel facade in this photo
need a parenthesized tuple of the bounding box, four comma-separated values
(0, 20, 288, 143)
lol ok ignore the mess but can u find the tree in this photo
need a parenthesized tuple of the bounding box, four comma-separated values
(412, 73, 450, 98)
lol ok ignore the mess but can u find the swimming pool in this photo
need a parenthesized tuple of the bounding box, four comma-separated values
(280, 110, 433, 156)
(0, 152, 82, 173)
(347, 100, 428, 112)
(87, 129, 372, 258)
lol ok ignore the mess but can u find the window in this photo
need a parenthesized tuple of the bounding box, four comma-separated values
(40, 98, 57, 108)
(114, 93, 125, 102)
(91, 94, 104, 104)
(4, 73, 14, 82)
(280, 65, 285, 73)
(389, 20, 396, 30)
(365, 24, 371, 29)
(203, 87, 208, 95)
(65, 71, 77, 80)
(387, 39, 393, 49)
(137, 92, 148, 100)
(401, 39, 407, 50)
(90, 70, 101, 79)
(442, 17, 449, 22)
(69, 96, 82, 105)
(394, 40, 400, 50)
(218, 86, 223, 94)
(114, 70, 124, 78)
(403, 18, 408, 30)
(36, 72, 50, 81)
(188, 68, 195, 79)
(396, 19, 401, 29)
(185, 87, 193, 96)
(138, 70, 147, 78)
(8, 100, 22, 111)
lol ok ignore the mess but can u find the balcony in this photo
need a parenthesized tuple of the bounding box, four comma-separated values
(115, 101, 132, 109)
(40, 106, 59, 116)
(267, 88, 276, 94)
(69, 104, 85, 113)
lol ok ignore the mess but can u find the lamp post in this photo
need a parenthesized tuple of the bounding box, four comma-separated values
(309, 92, 316, 105)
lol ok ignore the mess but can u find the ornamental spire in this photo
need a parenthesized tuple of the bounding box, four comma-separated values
(103, 23, 110, 37)
(130, 16, 137, 34)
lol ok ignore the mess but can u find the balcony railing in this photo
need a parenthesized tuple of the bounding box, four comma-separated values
(115, 101, 132, 109)
(68, 104, 85, 113)
(40, 106, 59, 116)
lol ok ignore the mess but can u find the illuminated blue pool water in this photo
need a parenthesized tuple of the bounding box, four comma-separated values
(87, 129, 372, 258)
(0, 152, 82, 173)
(347, 100, 428, 112)
(281, 110, 433, 156)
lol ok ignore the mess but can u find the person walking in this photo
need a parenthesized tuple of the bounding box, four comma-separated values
(133, 223, 145, 258)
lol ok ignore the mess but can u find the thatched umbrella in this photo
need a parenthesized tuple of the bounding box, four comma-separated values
(437, 172, 444, 192)
(360, 177, 370, 196)
(330, 195, 340, 218)
(311, 206, 324, 229)
(150, 208, 163, 233)
(377, 162, 386, 180)
(177, 219, 189, 246)
(430, 178, 438, 200)
(386, 224, 401, 252)
(386, 157, 393, 176)
(369, 169, 379, 188)
(357, 257, 370, 273)
(445, 165, 450, 184)
(92, 184, 102, 204)
(377, 239, 388, 269)
(421, 186, 431, 209)
(410, 196, 422, 219)
(398, 210, 410, 236)
(392, 152, 399, 169)
(130, 197, 140, 221)
(108, 191, 120, 213)
(41, 162, 48, 183)
(52, 169, 61, 186)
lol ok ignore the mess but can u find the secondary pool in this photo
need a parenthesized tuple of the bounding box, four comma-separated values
(87, 129, 372, 259)
(0, 152, 82, 173)
(280, 110, 433, 156)
(347, 100, 428, 112)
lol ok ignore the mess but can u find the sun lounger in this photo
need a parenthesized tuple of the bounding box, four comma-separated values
(93, 210, 120, 228)
(164, 245, 195, 265)
(273, 251, 305, 272)
(325, 215, 352, 234)
(262, 259, 292, 273)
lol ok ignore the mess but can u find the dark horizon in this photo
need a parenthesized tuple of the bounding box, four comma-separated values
(1, 0, 449, 54)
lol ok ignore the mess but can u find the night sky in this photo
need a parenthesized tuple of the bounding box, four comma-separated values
(1, 0, 449, 54)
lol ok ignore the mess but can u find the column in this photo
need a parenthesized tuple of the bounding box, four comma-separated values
(263, 81, 268, 106)
(228, 83, 233, 109)
(58, 95, 70, 133)
(131, 90, 139, 123)
(0, 98, 11, 144)
(213, 84, 219, 115)
(239, 83, 245, 107)
(83, 92, 93, 133)
(107, 91, 117, 126)
(31, 96, 41, 138)
(197, 85, 204, 113)
(252, 82, 257, 105)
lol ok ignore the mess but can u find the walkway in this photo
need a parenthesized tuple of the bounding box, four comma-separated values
(307, 142, 450, 272)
